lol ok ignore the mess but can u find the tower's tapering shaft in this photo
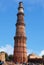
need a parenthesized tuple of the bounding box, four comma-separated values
(13, 2, 27, 63)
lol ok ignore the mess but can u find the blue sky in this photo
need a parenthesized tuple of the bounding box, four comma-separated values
(0, 0, 44, 56)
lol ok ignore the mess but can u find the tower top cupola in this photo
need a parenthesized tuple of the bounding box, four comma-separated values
(18, 2, 24, 13)
(19, 2, 23, 8)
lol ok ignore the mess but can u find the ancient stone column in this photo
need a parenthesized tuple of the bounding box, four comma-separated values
(13, 2, 27, 63)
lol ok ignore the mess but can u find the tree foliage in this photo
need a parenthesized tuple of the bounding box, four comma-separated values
(0, 51, 13, 61)
(5, 53, 9, 61)
(5, 53, 13, 61)
(42, 55, 44, 59)
(8, 55, 13, 61)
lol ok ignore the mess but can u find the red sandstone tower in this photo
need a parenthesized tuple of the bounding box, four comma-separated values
(13, 2, 27, 63)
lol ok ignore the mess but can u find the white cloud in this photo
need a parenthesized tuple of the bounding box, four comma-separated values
(39, 50, 44, 56)
(27, 49, 32, 55)
(0, 44, 14, 55)
(0, 44, 32, 56)
(0, 44, 44, 57)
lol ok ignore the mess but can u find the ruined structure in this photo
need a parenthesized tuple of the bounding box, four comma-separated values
(28, 53, 43, 64)
(0, 52, 5, 62)
(13, 2, 27, 63)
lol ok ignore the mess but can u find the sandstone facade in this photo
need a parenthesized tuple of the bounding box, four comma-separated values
(0, 52, 5, 62)
(13, 2, 27, 63)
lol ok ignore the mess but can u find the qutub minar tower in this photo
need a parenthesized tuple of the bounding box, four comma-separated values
(13, 2, 27, 63)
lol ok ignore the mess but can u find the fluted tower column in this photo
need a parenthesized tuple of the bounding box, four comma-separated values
(13, 2, 27, 63)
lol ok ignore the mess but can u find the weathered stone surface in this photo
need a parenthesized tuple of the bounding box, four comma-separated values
(13, 2, 27, 63)
(0, 52, 5, 62)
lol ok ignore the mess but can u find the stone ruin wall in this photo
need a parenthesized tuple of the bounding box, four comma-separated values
(0, 52, 5, 62)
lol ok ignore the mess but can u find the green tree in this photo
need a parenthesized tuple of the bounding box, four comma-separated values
(42, 55, 44, 59)
(5, 53, 9, 61)
(42, 55, 44, 65)
(8, 55, 13, 61)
